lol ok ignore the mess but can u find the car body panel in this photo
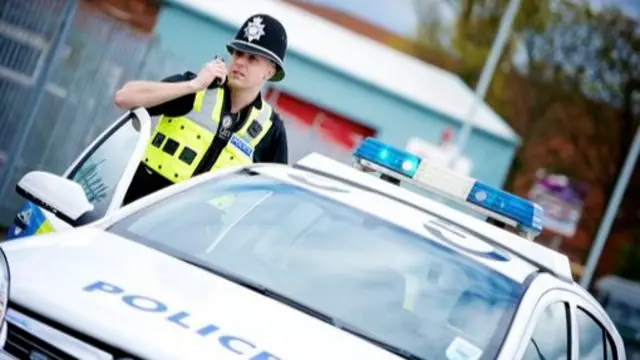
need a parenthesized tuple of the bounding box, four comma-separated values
(2, 229, 401, 360)
(0, 135, 626, 359)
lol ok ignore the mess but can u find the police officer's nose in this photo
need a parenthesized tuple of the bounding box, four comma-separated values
(234, 56, 249, 67)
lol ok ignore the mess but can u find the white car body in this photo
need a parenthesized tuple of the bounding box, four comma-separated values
(0, 110, 627, 360)
(4, 228, 398, 360)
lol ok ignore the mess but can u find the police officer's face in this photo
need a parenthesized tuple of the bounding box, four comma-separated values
(228, 50, 275, 90)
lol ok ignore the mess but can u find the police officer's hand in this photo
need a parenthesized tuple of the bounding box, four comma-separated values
(191, 59, 227, 91)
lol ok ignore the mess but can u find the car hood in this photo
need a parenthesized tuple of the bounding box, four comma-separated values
(1, 228, 400, 360)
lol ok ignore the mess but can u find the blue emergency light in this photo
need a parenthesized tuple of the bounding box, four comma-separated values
(352, 137, 544, 238)
(353, 137, 422, 177)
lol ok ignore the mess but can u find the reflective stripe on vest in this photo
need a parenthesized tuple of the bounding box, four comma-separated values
(143, 88, 273, 183)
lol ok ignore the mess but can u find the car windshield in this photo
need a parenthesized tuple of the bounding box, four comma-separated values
(108, 171, 524, 360)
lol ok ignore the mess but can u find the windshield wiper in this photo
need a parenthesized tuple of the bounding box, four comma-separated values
(337, 325, 425, 360)
(177, 256, 336, 323)
(177, 256, 425, 360)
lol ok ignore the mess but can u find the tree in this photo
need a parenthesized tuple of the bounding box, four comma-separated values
(74, 160, 108, 204)
(616, 231, 640, 281)
(521, 4, 640, 266)
(411, 0, 640, 272)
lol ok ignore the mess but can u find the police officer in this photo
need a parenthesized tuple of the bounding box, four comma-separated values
(114, 14, 289, 204)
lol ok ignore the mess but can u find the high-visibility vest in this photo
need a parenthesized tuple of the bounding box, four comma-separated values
(142, 87, 273, 183)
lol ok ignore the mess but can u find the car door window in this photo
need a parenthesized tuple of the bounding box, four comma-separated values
(522, 302, 571, 360)
(66, 112, 147, 224)
(576, 307, 617, 360)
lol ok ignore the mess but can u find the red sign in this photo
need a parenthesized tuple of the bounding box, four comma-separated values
(265, 88, 376, 149)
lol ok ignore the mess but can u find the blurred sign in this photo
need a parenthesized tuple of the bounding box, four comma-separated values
(528, 169, 589, 238)
(406, 136, 473, 176)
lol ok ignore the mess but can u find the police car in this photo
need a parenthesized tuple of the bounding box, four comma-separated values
(0, 120, 627, 359)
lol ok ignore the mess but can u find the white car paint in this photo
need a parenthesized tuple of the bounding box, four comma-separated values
(2, 229, 402, 360)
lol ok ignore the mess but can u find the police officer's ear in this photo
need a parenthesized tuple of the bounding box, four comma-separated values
(264, 63, 276, 80)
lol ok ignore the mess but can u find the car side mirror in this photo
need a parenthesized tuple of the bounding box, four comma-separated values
(15, 171, 94, 225)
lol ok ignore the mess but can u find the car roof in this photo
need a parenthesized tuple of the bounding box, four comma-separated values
(280, 153, 574, 282)
(251, 162, 541, 285)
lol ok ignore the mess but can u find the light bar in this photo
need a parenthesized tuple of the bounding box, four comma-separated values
(353, 138, 422, 178)
(352, 137, 544, 238)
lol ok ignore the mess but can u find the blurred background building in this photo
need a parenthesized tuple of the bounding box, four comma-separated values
(155, 0, 519, 180)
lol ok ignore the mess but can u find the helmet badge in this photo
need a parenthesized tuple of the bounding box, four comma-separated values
(243, 16, 266, 42)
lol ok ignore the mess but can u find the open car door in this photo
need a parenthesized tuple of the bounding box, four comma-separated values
(5, 108, 152, 240)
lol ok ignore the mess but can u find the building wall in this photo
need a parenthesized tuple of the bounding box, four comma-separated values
(153, 4, 517, 187)
(83, 0, 160, 32)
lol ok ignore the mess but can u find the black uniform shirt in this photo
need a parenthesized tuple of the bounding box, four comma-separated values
(122, 71, 288, 204)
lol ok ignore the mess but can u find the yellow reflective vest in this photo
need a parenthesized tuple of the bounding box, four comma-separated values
(142, 87, 274, 184)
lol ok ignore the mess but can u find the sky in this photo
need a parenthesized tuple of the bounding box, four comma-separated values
(301, 0, 640, 36)
(296, 0, 420, 35)
(591, 0, 640, 17)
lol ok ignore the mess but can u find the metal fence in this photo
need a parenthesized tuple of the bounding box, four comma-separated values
(0, 0, 189, 225)
(0, 0, 350, 227)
